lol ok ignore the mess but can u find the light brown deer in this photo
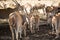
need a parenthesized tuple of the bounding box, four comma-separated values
(8, 0, 27, 40)
(52, 13, 60, 38)
(28, 9, 40, 33)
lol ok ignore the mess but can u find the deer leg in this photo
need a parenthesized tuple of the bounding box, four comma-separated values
(30, 23, 33, 33)
(20, 30, 22, 38)
(52, 24, 55, 34)
(12, 30, 14, 40)
(37, 24, 39, 31)
(24, 27, 26, 36)
(10, 26, 14, 40)
(15, 29, 18, 40)
(19, 27, 22, 38)
(32, 24, 35, 33)
(37, 22, 39, 31)
(23, 22, 26, 36)
(54, 20, 60, 38)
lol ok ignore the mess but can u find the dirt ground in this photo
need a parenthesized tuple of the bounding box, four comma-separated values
(0, 24, 60, 40)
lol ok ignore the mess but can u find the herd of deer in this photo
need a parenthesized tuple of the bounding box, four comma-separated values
(6, 0, 60, 40)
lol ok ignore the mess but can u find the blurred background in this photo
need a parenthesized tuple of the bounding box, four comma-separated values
(0, 0, 60, 40)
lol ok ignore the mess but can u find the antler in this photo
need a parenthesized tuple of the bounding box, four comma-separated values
(12, 0, 18, 4)
(12, 0, 23, 11)
(12, 0, 20, 6)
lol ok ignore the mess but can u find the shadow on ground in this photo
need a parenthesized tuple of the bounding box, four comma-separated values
(0, 24, 60, 40)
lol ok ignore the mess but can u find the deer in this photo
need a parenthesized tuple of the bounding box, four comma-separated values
(8, 0, 27, 40)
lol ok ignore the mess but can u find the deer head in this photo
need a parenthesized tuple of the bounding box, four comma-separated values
(12, 0, 23, 11)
